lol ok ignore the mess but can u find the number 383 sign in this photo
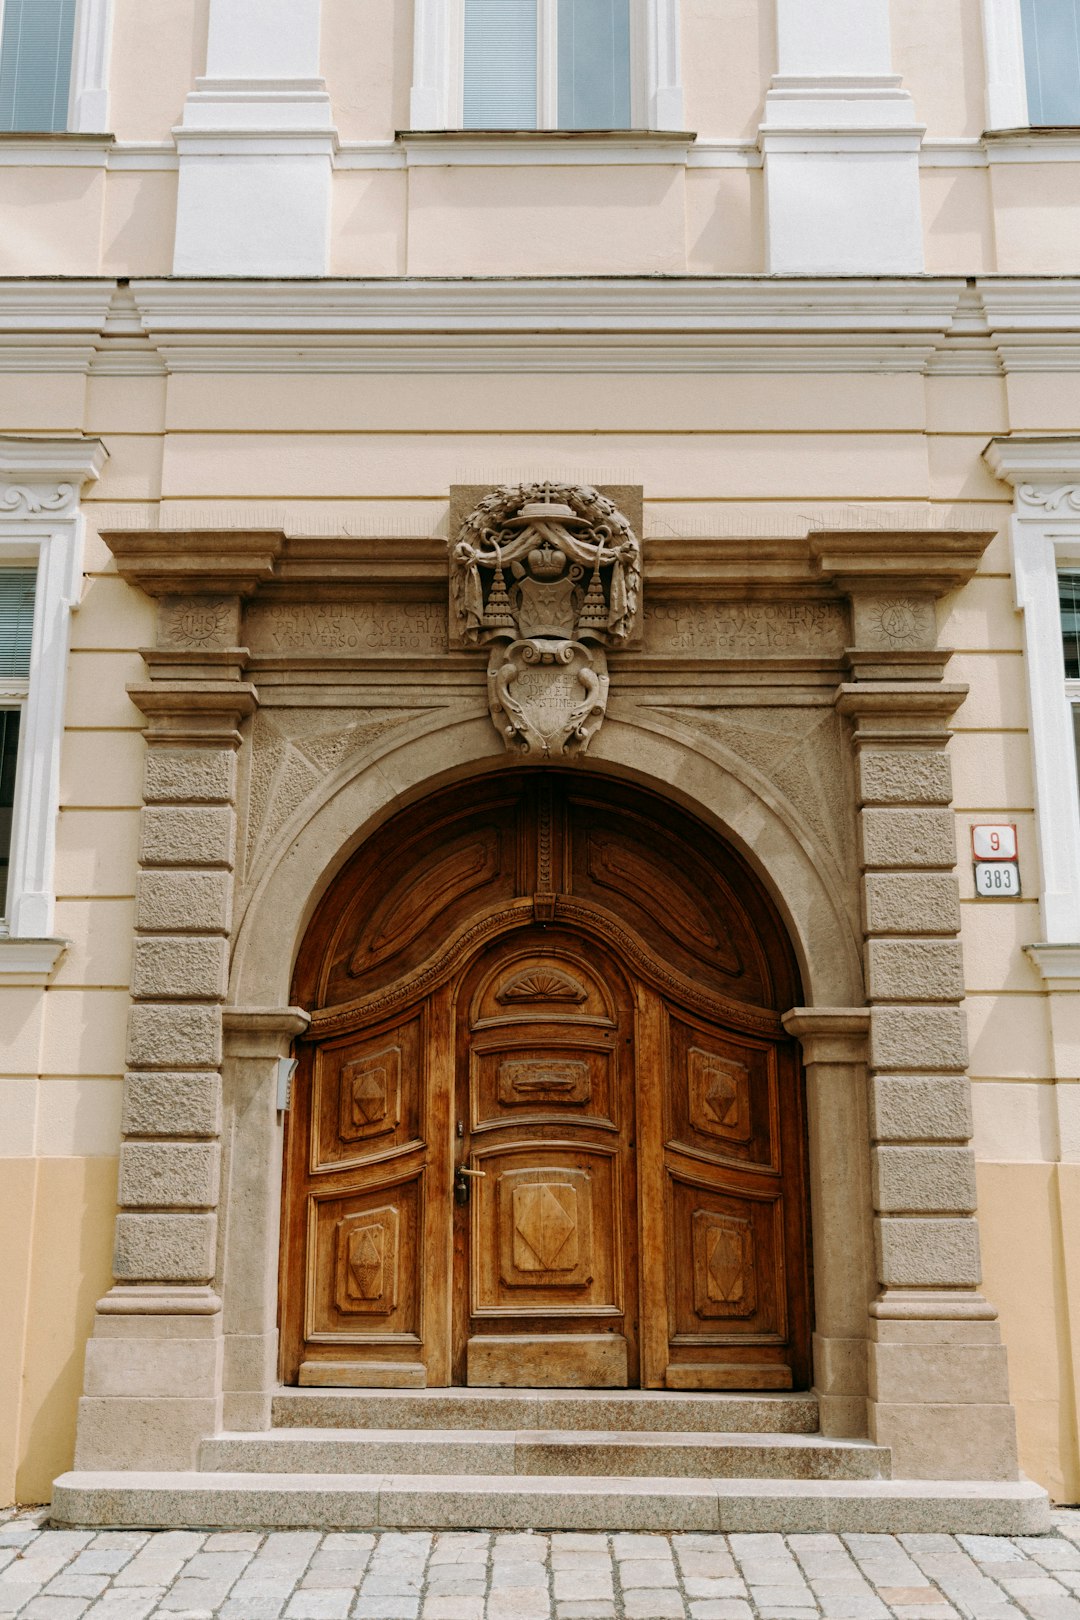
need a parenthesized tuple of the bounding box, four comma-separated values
(971, 824, 1021, 898)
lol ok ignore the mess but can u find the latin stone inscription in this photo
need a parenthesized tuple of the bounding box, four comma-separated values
(644, 600, 847, 657)
(246, 602, 447, 655)
(514, 669, 582, 711)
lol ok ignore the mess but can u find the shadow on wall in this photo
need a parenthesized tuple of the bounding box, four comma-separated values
(15, 1156, 118, 1504)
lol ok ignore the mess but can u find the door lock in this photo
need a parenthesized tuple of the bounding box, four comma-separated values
(453, 1164, 486, 1206)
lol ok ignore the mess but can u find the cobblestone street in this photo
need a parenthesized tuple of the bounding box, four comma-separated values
(1, 1513, 1078, 1620)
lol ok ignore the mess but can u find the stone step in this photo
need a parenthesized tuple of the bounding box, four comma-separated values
(201, 1428, 887, 1481)
(271, 1388, 820, 1435)
(50, 1470, 1053, 1535)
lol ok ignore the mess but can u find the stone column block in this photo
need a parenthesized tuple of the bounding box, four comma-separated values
(870, 1075, 973, 1142)
(876, 1215, 982, 1286)
(132, 936, 229, 1000)
(113, 1212, 217, 1283)
(136, 870, 233, 934)
(122, 1071, 223, 1138)
(144, 749, 236, 804)
(866, 939, 965, 1001)
(84, 1334, 223, 1398)
(858, 750, 953, 806)
(140, 805, 236, 867)
(860, 808, 957, 869)
(870, 1005, 969, 1072)
(871, 1145, 977, 1213)
(128, 1004, 223, 1069)
(119, 1142, 222, 1209)
(863, 873, 961, 934)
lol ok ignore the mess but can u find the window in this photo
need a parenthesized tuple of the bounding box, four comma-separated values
(0, 0, 77, 132)
(462, 0, 634, 129)
(0, 569, 33, 921)
(1020, 0, 1080, 123)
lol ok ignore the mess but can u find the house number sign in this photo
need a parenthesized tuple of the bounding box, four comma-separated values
(972, 824, 1021, 897)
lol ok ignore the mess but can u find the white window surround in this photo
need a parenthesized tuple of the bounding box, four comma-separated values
(0, 0, 112, 132)
(409, 0, 683, 131)
(0, 436, 106, 985)
(68, 0, 113, 132)
(983, 436, 1080, 986)
(981, 0, 1030, 128)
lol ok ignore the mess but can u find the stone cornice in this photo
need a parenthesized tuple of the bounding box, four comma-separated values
(810, 530, 994, 594)
(102, 530, 285, 596)
(1, 278, 1080, 375)
(100, 526, 997, 604)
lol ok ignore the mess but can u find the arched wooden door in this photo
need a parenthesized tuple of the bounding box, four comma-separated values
(281, 772, 811, 1390)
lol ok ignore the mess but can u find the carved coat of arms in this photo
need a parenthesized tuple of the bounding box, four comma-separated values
(450, 483, 641, 758)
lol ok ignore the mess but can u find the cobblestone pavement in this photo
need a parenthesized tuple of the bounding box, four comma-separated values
(0, 1511, 1078, 1620)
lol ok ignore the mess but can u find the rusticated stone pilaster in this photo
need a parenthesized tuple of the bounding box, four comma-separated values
(829, 558, 1020, 1482)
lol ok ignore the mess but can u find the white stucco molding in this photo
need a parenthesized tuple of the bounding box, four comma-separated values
(69, 0, 114, 133)
(1025, 942, 1080, 988)
(172, 0, 336, 276)
(0, 437, 107, 980)
(409, 0, 683, 131)
(980, 0, 1029, 130)
(759, 0, 924, 273)
(984, 436, 1080, 945)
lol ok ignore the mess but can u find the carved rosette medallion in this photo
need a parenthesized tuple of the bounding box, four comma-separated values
(450, 482, 641, 758)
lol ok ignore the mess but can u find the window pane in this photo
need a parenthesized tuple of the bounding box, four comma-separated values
(1061, 571, 1080, 678)
(0, 709, 20, 917)
(0, 570, 36, 678)
(463, 0, 538, 129)
(0, 0, 76, 133)
(1021, 0, 1080, 125)
(558, 0, 631, 129)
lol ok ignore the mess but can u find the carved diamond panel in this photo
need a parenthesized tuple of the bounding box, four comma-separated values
(512, 1182, 580, 1272)
(498, 1057, 591, 1106)
(688, 1047, 751, 1145)
(692, 1210, 756, 1319)
(339, 1046, 401, 1143)
(334, 1206, 399, 1315)
(494, 1165, 597, 1293)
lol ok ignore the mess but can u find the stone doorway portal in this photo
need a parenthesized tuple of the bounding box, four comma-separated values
(280, 771, 811, 1391)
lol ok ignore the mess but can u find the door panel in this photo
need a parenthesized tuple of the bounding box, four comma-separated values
(456, 930, 637, 1387)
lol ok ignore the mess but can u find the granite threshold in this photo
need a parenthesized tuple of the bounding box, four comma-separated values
(50, 1469, 1052, 1535)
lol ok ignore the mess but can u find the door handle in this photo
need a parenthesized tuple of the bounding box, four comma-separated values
(453, 1164, 486, 1206)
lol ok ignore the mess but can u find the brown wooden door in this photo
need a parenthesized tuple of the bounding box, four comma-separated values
(282, 772, 810, 1391)
(453, 929, 638, 1387)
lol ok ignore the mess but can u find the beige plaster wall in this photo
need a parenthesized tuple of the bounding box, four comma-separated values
(0, 0, 1076, 276)
(0, 360, 1077, 1501)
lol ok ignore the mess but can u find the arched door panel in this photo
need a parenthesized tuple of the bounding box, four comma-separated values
(282, 771, 810, 1391)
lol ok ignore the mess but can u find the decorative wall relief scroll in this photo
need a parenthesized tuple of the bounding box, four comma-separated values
(450, 483, 641, 758)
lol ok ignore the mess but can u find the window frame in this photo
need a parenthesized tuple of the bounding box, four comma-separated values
(0, 0, 112, 134)
(0, 437, 106, 984)
(985, 438, 1080, 951)
(982, 0, 1080, 128)
(410, 0, 683, 133)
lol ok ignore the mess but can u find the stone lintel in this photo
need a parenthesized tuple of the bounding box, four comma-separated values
(782, 1007, 870, 1065)
(102, 529, 285, 597)
(810, 530, 994, 595)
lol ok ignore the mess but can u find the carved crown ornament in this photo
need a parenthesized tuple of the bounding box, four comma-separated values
(449, 482, 642, 758)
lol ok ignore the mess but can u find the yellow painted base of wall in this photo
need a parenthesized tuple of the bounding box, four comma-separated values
(0, 1157, 117, 1506)
(977, 1162, 1080, 1504)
